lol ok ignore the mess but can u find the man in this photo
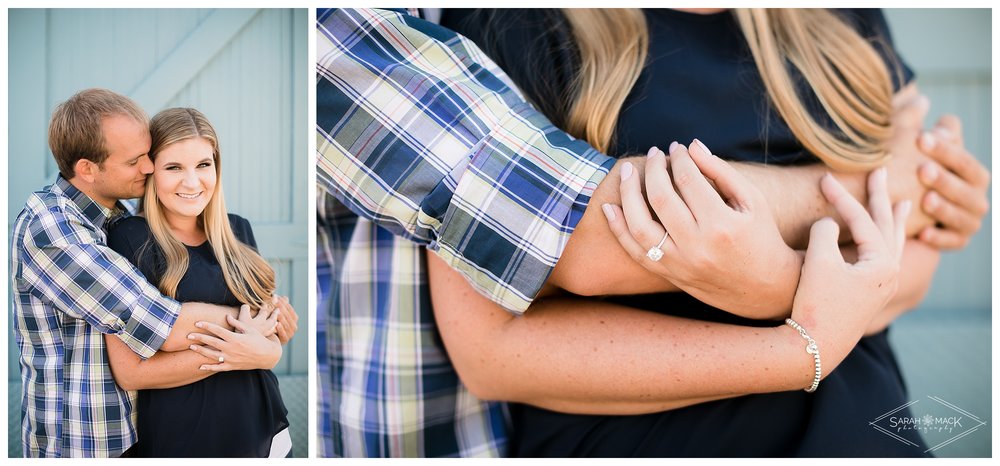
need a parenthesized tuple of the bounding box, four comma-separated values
(10, 88, 294, 457)
(316, 9, 989, 457)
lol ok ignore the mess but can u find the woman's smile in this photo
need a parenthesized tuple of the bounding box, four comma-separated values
(152, 136, 217, 225)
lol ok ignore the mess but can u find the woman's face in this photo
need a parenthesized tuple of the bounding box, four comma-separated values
(152, 137, 217, 223)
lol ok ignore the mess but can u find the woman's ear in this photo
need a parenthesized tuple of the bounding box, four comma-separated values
(74, 159, 99, 183)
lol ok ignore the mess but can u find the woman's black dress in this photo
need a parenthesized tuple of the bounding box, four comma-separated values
(108, 214, 289, 457)
(441, 8, 928, 457)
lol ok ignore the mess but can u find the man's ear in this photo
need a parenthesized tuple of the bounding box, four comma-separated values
(74, 159, 99, 183)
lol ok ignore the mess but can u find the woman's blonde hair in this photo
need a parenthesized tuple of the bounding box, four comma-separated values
(142, 108, 275, 307)
(562, 8, 898, 171)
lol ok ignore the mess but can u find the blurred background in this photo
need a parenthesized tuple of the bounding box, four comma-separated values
(881, 9, 991, 458)
(7, 9, 308, 457)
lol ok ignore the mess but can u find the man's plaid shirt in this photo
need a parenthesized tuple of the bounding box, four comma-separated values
(10, 176, 181, 457)
(316, 8, 614, 457)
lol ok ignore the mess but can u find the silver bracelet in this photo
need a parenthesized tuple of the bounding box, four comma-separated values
(785, 318, 821, 392)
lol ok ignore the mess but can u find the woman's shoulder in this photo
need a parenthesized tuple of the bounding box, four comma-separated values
(109, 214, 151, 232)
(226, 213, 251, 230)
(225, 213, 256, 244)
(107, 216, 152, 248)
(835, 8, 913, 88)
(835, 9, 894, 39)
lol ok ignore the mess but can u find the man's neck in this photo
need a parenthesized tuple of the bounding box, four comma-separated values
(66, 177, 118, 211)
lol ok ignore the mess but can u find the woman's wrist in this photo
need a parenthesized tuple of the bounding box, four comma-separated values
(772, 322, 820, 391)
(749, 247, 803, 320)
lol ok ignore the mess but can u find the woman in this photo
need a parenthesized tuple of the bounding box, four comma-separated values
(106, 108, 291, 457)
(431, 9, 957, 456)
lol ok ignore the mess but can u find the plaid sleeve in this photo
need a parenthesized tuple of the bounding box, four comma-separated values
(19, 208, 181, 359)
(317, 8, 615, 313)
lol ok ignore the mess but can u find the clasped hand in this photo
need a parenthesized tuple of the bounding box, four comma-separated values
(604, 140, 801, 319)
(186, 299, 285, 371)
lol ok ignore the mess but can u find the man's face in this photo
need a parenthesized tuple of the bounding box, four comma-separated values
(89, 114, 153, 207)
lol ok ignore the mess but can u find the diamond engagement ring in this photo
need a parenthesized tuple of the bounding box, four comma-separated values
(646, 230, 670, 262)
(218, 356, 225, 363)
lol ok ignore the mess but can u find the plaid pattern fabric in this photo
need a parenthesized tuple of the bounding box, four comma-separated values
(10, 176, 182, 457)
(316, 8, 614, 457)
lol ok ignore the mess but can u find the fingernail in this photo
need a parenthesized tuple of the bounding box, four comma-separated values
(621, 162, 633, 181)
(187, 333, 195, 340)
(919, 163, 939, 184)
(195, 322, 204, 328)
(925, 191, 940, 210)
(601, 203, 616, 222)
(200, 366, 208, 371)
(934, 127, 953, 141)
(919, 131, 936, 151)
(693, 139, 710, 155)
(878, 166, 888, 183)
(647, 146, 659, 158)
(189, 345, 197, 351)
(668, 141, 679, 154)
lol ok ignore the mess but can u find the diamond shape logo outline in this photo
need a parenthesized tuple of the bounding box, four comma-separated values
(869, 395, 988, 453)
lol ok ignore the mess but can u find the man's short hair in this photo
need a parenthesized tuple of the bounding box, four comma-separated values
(48, 88, 149, 178)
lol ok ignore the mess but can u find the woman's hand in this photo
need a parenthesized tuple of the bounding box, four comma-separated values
(864, 238, 940, 336)
(186, 315, 283, 372)
(239, 301, 279, 338)
(604, 140, 801, 319)
(790, 169, 910, 374)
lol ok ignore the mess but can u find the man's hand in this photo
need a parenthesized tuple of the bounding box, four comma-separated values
(884, 90, 935, 233)
(186, 317, 282, 372)
(273, 295, 298, 344)
(915, 116, 990, 249)
(604, 141, 801, 319)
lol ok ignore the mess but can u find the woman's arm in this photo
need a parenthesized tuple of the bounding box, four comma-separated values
(429, 171, 907, 415)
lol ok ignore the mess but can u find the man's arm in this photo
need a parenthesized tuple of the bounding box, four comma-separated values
(22, 214, 182, 360)
(318, 8, 613, 315)
(105, 333, 215, 390)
